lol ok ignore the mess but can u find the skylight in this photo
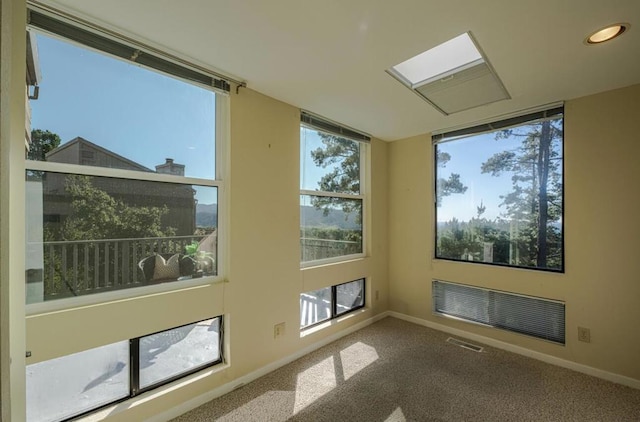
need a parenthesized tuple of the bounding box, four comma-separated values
(387, 31, 510, 115)
(391, 32, 483, 86)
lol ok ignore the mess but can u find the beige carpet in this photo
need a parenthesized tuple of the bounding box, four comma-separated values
(172, 317, 640, 421)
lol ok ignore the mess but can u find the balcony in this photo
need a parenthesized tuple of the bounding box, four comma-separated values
(300, 237, 361, 262)
(27, 234, 211, 303)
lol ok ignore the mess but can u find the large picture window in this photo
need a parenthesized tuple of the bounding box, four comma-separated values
(25, 10, 227, 306)
(300, 113, 368, 265)
(434, 107, 564, 271)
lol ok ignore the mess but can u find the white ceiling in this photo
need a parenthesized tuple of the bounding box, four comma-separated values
(46, 0, 640, 141)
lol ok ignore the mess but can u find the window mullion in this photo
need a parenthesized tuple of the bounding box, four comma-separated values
(130, 337, 140, 396)
(25, 160, 220, 187)
(300, 190, 363, 200)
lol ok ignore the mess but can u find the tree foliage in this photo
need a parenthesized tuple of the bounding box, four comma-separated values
(28, 129, 61, 161)
(436, 117, 563, 270)
(436, 150, 468, 204)
(309, 132, 361, 219)
(27, 129, 62, 179)
(311, 133, 360, 195)
(480, 119, 563, 268)
(56, 175, 176, 241)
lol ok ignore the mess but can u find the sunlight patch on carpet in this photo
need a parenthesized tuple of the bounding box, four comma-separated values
(340, 342, 379, 380)
(384, 407, 407, 422)
(294, 356, 336, 414)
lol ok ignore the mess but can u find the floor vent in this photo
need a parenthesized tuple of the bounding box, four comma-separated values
(433, 280, 566, 344)
(446, 337, 484, 352)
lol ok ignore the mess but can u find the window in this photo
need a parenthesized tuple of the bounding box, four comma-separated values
(300, 279, 365, 329)
(136, 318, 222, 391)
(25, 10, 228, 306)
(300, 112, 368, 265)
(26, 316, 223, 422)
(434, 107, 564, 271)
(26, 341, 129, 422)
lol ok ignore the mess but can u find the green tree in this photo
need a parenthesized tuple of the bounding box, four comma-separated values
(28, 129, 61, 161)
(310, 132, 361, 218)
(309, 137, 469, 214)
(436, 151, 468, 205)
(43, 175, 179, 297)
(27, 129, 61, 179)
(59, 175, 176, 241)
(481, 118, 563, 268)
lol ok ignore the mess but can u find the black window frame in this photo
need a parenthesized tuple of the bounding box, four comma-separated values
(28, 315, 224, 422)
(433, 107, 565, 273)
(130, 316, 224, 396)
(300, 278, 366, 330)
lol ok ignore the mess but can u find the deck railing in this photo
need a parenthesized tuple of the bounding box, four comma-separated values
(36, 235, 207, 300)
(300, 237, 361, 261)
(30, 236, 357, 301)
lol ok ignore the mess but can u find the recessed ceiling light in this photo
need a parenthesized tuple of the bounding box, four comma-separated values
(586, 23, 629, 44)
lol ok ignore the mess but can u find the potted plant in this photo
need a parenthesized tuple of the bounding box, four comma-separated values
(185, 241, 215, 276)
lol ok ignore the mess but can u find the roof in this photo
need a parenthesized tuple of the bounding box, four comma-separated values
(46, 136, 153, 172)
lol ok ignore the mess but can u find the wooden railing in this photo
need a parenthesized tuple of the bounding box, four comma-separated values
(300, 237, 361, 262)
(37, 235, 207, 300)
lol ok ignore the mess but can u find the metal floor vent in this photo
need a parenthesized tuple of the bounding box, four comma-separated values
(446, 337, 484, 352)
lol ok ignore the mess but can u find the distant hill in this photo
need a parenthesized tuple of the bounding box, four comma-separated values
(196, 203, 360, 229)
(196, 203, 217, 227)
(301, 205, 360, 229)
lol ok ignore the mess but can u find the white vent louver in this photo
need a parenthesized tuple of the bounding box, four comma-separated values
(414, 60, 509, 114)
(388, 32, 510, 115)
(433, 280, 566, 344)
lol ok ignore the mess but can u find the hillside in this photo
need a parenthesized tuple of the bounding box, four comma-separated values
(196, 203, 359, 230)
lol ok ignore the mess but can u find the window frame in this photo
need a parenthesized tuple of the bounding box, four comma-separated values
(26, 316, 224, 422)
(300, 278, 366, 330)
(25, 8, 229, 315)
(131, 316, 224, 395)
(432, 106, 565, 273)
(299, 114, 369, 268)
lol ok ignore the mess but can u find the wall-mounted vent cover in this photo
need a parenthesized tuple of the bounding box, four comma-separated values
(433, 280, 565, 344)
(387, 32, 510, 115)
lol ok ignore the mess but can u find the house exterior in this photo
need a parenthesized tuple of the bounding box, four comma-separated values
(43, 136, 197, 236)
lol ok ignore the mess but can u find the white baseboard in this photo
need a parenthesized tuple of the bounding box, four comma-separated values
(387, 311, 640, 390)
(149, 311, 388, 422)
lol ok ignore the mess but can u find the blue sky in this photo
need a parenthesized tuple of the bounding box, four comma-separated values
(437, 133, 518, 222)
(300, 126, 351, 193)
(437, 126, 563, 223)
(30, 31, 217, 204)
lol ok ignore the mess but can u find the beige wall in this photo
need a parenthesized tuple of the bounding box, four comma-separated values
(388, 83, 640, 381)
(23, 85, 389, 420)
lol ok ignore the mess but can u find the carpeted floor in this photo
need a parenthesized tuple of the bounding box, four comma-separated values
(171, 317, 640, 421)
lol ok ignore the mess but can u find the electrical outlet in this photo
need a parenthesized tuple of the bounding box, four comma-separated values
(578, 327, 591, 343)
(274, 322, 285, 339)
